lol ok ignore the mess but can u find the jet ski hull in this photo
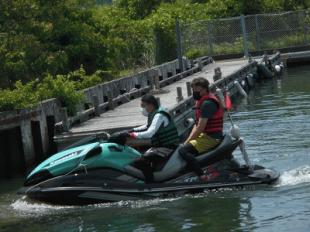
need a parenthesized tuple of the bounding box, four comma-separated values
(18, 166, 280, 205)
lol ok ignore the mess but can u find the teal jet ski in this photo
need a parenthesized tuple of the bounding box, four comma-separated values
(18, 130, 279, 205)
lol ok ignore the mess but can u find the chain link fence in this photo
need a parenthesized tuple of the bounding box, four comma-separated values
(180, 10, 310, 58)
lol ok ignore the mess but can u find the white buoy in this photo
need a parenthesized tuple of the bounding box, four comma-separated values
(275, 64, 281, 73)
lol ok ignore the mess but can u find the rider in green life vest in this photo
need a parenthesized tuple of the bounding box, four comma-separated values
(127, 94, 180, 182)
(129, 95, 179, 148)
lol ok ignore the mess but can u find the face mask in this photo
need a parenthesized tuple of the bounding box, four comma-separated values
(140, 107, 149, 117)
(193, 91, 202, 100)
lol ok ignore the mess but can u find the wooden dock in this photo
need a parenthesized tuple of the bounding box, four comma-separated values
(54, 58, 257, 148)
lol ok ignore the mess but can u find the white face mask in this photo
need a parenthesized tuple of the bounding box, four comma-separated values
(140, 107, 149, 117)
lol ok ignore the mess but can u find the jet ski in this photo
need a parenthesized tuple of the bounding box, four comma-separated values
(18, 128, 279, 205)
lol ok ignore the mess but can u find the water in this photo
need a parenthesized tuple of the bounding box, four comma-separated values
(1, 65, 310, 232)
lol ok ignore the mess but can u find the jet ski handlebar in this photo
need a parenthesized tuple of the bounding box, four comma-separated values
(95, 131, 111, 141)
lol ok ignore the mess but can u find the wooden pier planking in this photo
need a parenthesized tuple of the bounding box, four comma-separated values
(65, 58, 249, 136)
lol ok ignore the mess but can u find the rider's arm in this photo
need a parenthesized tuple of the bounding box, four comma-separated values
(132, 124, 148, 132)
(131, 114, 169, 139)
(184, 118, 208, 144)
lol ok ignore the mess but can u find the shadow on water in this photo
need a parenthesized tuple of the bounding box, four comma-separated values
(1, 65, 310, 231)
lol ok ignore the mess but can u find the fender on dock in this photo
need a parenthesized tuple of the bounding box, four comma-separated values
(257, 63, 273, 79)
(246, 73, 255, 89)
(234, 81, 248, 97)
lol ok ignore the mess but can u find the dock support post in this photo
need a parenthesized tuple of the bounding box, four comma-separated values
(213, 67, 222, 82)
(38, 108, 49, 155)
(240, 15, 249, 58)
(92, 95, 100, 116)
(108, 91, 115, 110)
(186, 82, 192, 96)
(176, 87, 184, 102)
(60, 107, 70, 132)
(197, 58, 203, 71)
(20, 110, 35, 168)
(153, 69, 160, 90)
(156, 97, 161, 106)
(176, 18, 184, 72)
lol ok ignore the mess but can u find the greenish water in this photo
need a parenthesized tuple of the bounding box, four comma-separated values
(1, 65, 310, 232)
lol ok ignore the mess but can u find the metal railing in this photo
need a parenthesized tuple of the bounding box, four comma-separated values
(179, 10, 310, 58)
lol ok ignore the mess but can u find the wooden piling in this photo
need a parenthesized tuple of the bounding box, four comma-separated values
(60, 107, 70, 132)
(213, 67, 222, 82)
(176, 87, 184, 102)
(20, 110, 35, 168)
(197, 58, 203, 71)
(38, 108, 49, 155)
(156, 97, 161, 106)
(108, 91, 115, 110)
(153, 69, 160, 90)
(92, 95, 100, 116)
(186, 82, 192, 96)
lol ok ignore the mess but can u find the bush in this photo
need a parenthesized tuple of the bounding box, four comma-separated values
(0, 66, 120, 115)
(0, 81, 38, 111)
(0, 74, 84, 115)
(36, 75, 84, 116)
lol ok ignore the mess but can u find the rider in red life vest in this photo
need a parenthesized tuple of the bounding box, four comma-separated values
(195, 94, 224, 134)
(179, 77, 224, 182)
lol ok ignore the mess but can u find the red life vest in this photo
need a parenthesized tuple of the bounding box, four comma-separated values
(195, 94, 224, 134)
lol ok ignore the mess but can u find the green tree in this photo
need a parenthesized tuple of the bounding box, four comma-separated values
(115, 0, 176, 19)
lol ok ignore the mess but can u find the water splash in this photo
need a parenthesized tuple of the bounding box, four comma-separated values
(10, 196, 75, 216)
(10, 195, 180, 217)
(276, 166, 310, 187)
(93, 197, 180, 209)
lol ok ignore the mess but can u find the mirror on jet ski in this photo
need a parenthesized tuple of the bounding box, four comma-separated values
(95, 131, 110, 142)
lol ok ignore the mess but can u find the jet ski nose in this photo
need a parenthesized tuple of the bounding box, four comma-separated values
(24, 170, 53, 186)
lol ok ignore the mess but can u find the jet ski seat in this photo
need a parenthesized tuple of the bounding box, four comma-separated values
(124, 135, 240, 182)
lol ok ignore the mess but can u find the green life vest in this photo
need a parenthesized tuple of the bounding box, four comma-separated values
(147, 107, 180, 147)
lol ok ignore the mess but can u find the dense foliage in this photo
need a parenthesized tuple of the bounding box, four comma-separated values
(0, 0, 309, 112)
